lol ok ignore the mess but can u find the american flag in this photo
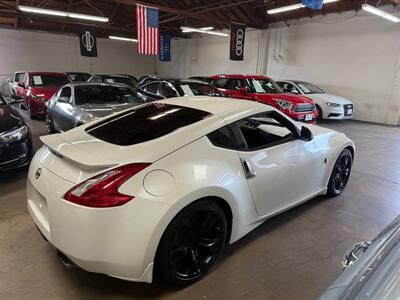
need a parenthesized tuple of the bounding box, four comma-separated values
(136, 4, 159, 55)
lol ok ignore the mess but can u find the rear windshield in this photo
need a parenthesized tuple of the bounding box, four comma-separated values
(75, 85, 143, 105)
(104, 76, 137, 88)
(68, 73, 91, 82)
(30, 74, 70, 87)
(86, 104, 211, 146)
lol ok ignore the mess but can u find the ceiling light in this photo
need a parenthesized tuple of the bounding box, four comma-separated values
(362, 4, 400, 23)
(109, 36, 138, 42)
(267, 0, 340, 15)
(182, 26, 214, 33)
(180, 26, 228, 37)
(18, 5, 109, 22)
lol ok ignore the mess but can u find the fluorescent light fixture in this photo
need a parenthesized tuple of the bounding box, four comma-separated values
(68, 13, 109, 23)
(362, 4, 400, 23)
(18, 5, 109, 22)
(182, 26, 214, 33)
(267, 0, 340, 15)
(19, 5, 67, 17)
(109, 36, 138, 42)
(180, 26, 228, 37)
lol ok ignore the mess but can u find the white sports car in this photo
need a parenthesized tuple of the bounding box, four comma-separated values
(276, 80, 354, 121)
(27, 97, 354, 285)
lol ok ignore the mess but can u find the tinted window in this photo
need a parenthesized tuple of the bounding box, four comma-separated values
(75, 85, 143, 105)
(232, 111, 296, 150)
(214, 78, 229, 89)
(159, 83, 178, 98)
(248, 78, 282, 94)
(208, 126, 238, 149)
(143, 82, 159, 94)
(0, 94, 6, 105)
(86, 104, 211, 146)
(177, 83, 223, 97)
(60, 87, 71, 98)
(279, 82, 298, 93)
(104, 76, 137, 88)
(88, 76, 102, 83)
(15, 73, 25, 82)
(30, 74, 70, 87)
(68, 73, 91, 82)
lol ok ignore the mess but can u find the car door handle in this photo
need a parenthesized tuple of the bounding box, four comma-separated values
(242, 160, 256, 178)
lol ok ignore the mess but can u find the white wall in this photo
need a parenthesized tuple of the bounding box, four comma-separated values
(156, 10, 400, 125)
(0, 28, 155, 95)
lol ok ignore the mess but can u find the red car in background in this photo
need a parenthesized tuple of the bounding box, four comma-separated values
(16, 72, 70, 119)
(209, 74, 318, 123)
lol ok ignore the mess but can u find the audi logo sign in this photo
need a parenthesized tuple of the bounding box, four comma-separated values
(230, 23, 246, 61)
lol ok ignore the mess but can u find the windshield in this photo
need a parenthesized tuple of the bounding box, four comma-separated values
(248, 78, 283, 94)
(177, 83, 223, 97)
(68, 73, 91, 82)
(30, 74, 70, 87)
(75, 85, 144, 105)
(296, 82, 325, 94)
(103, 76, 137, 88)
(86, 103, 211, 146)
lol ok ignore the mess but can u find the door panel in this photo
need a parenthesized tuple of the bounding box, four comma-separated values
(239, 139, 322, 216)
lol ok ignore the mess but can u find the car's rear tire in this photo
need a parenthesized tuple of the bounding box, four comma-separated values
(156, 200, 227, 285)
(316, 105, 323, 122)
(327, 149, 353, 197)
(45, 111, 55, 133)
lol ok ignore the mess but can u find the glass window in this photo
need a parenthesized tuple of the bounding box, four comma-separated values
(159, 83, 178, 98)
(30, 74, 70, 87)
(232, 111, 296, 150)
(0, 94, 6, 105)
(214, 78, 229, 89)
(15, 73, 25, 82)
(60, 87, 71, 99)
(68, 73, 91, 82)
(143, 82, 160, 95)
(86, 104, 211, 146)
(74, 85, 143, 105)
(296, 82, 325, 94)
(105, 76, 137, 88)
(208, 126, 239, 150)
(230, 79, 246, 91)
(247, 78, 282, 94)
(177, 83, 222, 97)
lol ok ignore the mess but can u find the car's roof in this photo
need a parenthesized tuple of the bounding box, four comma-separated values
(26, 72, 67, 76)
(209, 74, 272, 80)
(158, 96, 272, 115)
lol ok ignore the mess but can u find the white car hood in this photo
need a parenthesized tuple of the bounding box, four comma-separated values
(308, 93, 353, 105)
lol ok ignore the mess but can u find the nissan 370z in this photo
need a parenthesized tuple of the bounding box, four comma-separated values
(27, 96, 354, 285)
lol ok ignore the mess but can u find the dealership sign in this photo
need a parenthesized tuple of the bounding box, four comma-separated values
(159, 34, 171, 62)
(230, 23, 246, 61)
(79, 30, 98, 57)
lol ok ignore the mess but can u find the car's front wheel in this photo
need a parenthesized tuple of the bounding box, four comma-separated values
(156, 200, 227, 285)
(316, 105, 323, 122)
(327, 149, 353, 196)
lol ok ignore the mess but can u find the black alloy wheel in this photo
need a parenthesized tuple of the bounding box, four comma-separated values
(45, 111, 55, 133)
(327, 149, 353, 196)
(157, 201, 227, 285)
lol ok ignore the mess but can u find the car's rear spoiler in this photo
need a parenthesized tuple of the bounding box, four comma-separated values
(40, 134, 118, 171)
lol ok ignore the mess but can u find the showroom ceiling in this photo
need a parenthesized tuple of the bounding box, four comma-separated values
(0, 0, 395, 37)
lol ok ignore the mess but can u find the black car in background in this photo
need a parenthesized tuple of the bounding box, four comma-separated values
(87, 74, 138, 89)
(0, 94, 32, 171)
(66, 72, 91, 83)
(138, 79, 224, 102)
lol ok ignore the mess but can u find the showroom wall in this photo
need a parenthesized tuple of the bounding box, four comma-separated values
(0, 28, 155, 95)
(156, 9, 400, 125)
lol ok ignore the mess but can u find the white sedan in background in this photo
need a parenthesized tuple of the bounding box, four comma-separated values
(27, 97, 354, 285)
(277, 80, 354, 121)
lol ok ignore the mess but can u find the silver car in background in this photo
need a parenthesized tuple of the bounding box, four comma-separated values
(319, 215, 400, 300)
(45, 83, 145, 133)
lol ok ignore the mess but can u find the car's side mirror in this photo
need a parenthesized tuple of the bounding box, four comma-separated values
(300, 126, 313, 141)
(239, 87, 249, 95)
(18, 81, 26, 88)
(58, 97, 71, 104)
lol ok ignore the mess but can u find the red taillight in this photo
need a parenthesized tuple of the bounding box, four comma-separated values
(64, 163, 151, 208)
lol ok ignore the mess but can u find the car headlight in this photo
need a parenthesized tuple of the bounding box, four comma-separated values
(275, 99, 293, 110)
(326, 102, 341, 108)
(0, 126, 29, 143)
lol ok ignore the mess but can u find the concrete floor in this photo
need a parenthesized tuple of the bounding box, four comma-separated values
(0, 111, 399, 300)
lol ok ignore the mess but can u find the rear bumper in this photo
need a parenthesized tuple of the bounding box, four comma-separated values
(26, 151, 176, 283)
